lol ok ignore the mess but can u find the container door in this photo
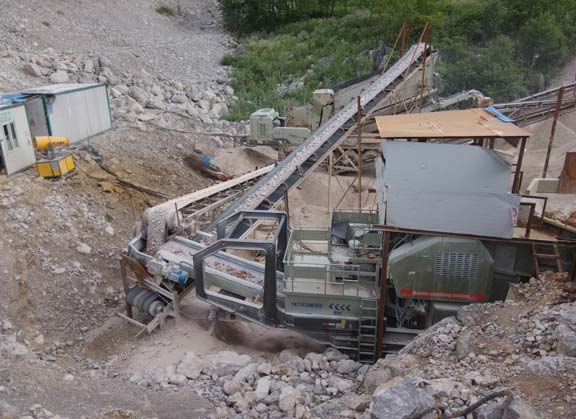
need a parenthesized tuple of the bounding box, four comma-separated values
(0, 118, 36, 175)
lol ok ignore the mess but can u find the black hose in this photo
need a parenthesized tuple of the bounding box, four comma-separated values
(440, 388, 513, 419)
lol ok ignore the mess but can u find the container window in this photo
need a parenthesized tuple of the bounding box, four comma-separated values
(10, 123, 18, 149)
(2, 122, 19, 151)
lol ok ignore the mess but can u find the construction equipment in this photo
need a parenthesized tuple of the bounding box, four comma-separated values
(119, 46, 576, 362)
(34, 136, 75, 178)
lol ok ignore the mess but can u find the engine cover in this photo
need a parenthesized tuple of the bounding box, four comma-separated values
(389, 236, 494, 303)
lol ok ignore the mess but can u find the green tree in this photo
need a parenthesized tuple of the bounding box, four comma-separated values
(518, 12, 569, 73)
(441, 36, 528, 101)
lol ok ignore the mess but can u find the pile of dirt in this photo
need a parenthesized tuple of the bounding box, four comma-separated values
(214, 146, 278, 176)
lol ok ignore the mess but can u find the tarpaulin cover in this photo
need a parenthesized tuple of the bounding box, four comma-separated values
(483, 106, 515, 123)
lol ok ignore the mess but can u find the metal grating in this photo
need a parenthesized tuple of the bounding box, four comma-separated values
(434, 252, 480, 280)
(256, 121, 269, 140)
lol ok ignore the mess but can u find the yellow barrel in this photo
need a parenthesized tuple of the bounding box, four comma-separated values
(35, 136, 70, 151)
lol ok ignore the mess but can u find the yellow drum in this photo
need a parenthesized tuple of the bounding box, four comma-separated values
(34, 136, 70, 151)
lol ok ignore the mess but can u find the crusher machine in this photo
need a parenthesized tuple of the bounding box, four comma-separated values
(119, 44, 576, 362)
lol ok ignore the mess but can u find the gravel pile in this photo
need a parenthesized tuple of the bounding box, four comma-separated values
(127, 348, 370, 419)
(119, 275, 576, 419)
(6, 46, 237, 129)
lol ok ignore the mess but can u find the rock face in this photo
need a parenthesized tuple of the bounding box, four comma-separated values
(363, 353, 419, 395)
(371, 375, 435, 419)
(23, 62, 43, 77)
(9, 48, 237, 132)
(49, 70, 70, 83)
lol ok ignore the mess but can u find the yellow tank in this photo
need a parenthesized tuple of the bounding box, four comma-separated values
(35, 136, 70, 151)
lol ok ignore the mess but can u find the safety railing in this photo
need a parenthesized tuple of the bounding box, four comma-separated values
(518, 195, 549, 238)
(284, 227, 379, 297)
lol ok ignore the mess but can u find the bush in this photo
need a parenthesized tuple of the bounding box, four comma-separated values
(223, 12, 382, 120)
(156, 5, 176, 17)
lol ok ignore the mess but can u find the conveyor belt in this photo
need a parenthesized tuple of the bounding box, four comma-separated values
(202, 44, 427, 239)
(145, 165, 274, 253)
(495, 81, 576, 126)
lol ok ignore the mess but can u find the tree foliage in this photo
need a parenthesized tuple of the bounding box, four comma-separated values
(218, 0, 576, 118)
(440, 36, 528, 101)
(218, 0, 351, 34)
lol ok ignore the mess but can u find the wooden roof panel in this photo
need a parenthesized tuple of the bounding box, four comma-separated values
(375, 108, 531, 139)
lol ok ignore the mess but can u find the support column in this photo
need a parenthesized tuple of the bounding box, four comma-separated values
(375, 231, 391, 359)
(328, 152, 333, 214)
(543, 87, 565, 178)
(513, 137, 528, 194)
(357, 97, 363, 210)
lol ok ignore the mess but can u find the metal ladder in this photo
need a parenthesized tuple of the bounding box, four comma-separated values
(358, 299, 378, 364)
(532, 243, 564, 275)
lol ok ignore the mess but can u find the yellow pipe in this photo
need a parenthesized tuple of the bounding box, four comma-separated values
(35, 136, 70, 151)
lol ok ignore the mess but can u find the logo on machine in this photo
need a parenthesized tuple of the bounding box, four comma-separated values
(291, 302, 323, 309)
(400, 289, 486, 301)
(511, 207, 519, 227)
(329, 303, 351, 312)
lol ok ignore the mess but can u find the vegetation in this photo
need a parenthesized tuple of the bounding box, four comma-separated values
(218, 0, 576, 120)
(156, 5, 176, 17)
(219, 0, 356, 33)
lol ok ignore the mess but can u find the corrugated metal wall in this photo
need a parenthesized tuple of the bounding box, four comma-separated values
(25, 97, 50, 138)
(48, 85, 111, 143)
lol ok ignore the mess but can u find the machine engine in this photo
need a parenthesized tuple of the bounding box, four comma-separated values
(389, 236, 495, 328)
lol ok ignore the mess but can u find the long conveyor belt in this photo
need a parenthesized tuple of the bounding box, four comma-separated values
(202, 44, 427, 239)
